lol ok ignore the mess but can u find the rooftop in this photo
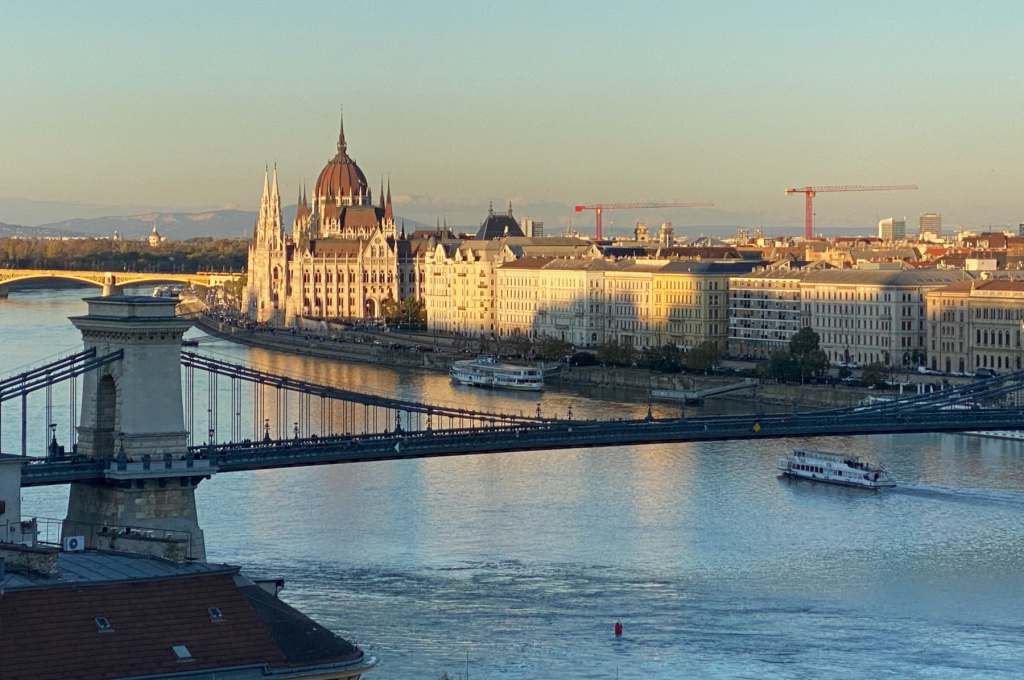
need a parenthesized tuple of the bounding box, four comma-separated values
(801, 268, 970, 286)
(0, 549, 373, 680)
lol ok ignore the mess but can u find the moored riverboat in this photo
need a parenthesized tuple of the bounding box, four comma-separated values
(450, 356, 544, 391)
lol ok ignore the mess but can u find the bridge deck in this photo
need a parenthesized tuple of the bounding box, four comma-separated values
(19, 408, 1024, 486)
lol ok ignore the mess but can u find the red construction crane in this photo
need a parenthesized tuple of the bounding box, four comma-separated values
(785, 185, 918, 240)
(573, 202, 714, 240)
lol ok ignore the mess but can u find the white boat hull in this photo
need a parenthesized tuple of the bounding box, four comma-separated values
(450, 374, 543, 391)
(965, 430, 1024, 441)
(778, 466, 895, 489)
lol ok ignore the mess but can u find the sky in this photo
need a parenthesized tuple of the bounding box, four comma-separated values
(1, 1, 1023, 233)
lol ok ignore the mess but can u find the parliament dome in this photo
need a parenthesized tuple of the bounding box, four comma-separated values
(314, 114, 369, 201)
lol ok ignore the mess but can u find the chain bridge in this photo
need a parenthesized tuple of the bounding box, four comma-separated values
(2, 295, 1023, 559)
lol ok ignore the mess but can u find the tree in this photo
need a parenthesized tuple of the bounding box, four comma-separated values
(862, 361, 888, 388)
(596, 341, 635, 367)
(536, 336, 573, 361)
(685, 341, 721, 372)
(765, 349, 800, 382)
(639, 344, 684, 373)
(788, 327, 828, 382)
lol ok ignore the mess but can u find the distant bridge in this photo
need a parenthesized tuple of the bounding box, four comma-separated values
(0, 268, 241, 296)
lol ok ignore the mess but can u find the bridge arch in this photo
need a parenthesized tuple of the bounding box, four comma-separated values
(0, 273, 106, 290)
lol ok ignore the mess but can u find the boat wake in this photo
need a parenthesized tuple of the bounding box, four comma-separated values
(891, 482, 1024, 509)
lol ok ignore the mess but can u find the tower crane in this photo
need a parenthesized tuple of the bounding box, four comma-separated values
(785, 185, 918, 240)
(573, 202, 714, 240)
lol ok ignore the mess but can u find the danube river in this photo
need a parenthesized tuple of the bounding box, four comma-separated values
(3, 288, 1024, 679)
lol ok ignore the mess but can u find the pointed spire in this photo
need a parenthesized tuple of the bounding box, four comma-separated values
(379, 177, 385, 210)
(508, 200, 513, 217)
(488, 201, 494, 216)
(271, 163, 280, 200)
(261, 165, 270, 204)
(336, 106, 347, 157)
(384, 176, 394, 223)
(401, 220, 406, 239)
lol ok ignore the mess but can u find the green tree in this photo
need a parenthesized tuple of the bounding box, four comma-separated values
(862, 361, 889, 388)
(536, 336, 573, 361)
(685, 341, 721, 372)
(596, 341, 636, 367)
(789, 326, 821, 357)
(639, 344, 684, 373)
(765, 350, 800, 382)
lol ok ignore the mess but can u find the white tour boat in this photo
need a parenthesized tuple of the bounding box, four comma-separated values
(966, 429, 1024, 441)
(777, 448, 895, 489)
(449, 356, 544, 391)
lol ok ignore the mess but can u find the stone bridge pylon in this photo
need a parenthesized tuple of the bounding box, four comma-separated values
(63, 296, 210, 560)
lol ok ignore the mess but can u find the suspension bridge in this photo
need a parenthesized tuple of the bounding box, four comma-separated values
(1, 295, 1022, 560)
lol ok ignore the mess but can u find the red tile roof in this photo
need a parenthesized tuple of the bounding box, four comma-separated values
(0, 570, 364, 680)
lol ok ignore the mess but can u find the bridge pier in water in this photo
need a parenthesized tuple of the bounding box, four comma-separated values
(63, 296, 207, 560)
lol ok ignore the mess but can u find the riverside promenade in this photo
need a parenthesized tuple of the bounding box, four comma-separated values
(191, 313, 882, 409)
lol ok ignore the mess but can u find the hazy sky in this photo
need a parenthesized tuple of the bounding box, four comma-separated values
(2, 1, 1022, 231)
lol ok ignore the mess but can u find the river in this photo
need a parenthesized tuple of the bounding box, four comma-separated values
(3, 288, 1024, 679)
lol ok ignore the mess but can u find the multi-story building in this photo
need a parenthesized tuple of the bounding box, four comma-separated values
(919, 212, 942, 238)
(728, 267, 809, 359)
(495, 257, 616, 345)
(424, 208, 600, 336)
(877, 217, 907, 242)
(495, 258, 759, 350)
(243, 116, 403, 325)
(925, 279, 1024, 374)
(652, 260, 759, 350)
(800, 267, 970, 367)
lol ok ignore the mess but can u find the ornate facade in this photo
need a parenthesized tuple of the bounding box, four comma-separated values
(243, 115, 407, 325)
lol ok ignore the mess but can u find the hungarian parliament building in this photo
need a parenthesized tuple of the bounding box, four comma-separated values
(242, 115, 582, 331)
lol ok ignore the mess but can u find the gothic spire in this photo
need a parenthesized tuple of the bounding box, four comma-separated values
(379, 177, 385, 210)
(336, 106, 347, 157)
(261, 165, 270, 205)
(508, 200, 513, 217)
(384, 177, 394, 223)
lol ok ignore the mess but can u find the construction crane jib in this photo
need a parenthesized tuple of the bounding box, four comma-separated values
(785, 185, 918, 240)
(573, 201, 714, 240)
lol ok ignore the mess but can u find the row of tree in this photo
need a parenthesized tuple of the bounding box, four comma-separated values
(0, 237, 249, 273)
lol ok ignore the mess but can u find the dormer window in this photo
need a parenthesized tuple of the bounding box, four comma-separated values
(95, 616, 113, 633)
(172, 644, 193, 662)
(208, 607, 224, 622)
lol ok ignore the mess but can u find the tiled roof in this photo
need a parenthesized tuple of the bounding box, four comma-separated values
(0, 568, 367, 680)
(802, 268, 970, 286)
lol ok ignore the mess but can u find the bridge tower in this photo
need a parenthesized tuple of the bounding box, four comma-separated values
(64, 296, 207, 560)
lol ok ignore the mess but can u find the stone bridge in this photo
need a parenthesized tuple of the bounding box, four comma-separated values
(0, 268, 241, 297)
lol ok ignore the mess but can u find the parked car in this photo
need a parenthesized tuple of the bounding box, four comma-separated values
(975, 367, 997, 378)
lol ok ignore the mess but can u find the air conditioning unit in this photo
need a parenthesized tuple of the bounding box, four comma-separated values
(63, 535, 86, 552)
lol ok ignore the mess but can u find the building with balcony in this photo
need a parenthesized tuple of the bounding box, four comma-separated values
(728, 267, 809, 359)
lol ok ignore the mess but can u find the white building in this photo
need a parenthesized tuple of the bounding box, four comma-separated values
(877, 217, 907, 242)
(800, 267, 970, 367)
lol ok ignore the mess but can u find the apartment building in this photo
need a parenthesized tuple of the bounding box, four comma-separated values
(495, 257, 615, 345)
(925, 279, 1024, 374)
(494, 258, 759, 350)
(800, 267, 970, 367)
(652, 261, 759, 350)
(728, 268, 808, 359)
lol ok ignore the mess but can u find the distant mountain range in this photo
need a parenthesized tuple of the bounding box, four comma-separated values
(0, 208, 434, 240)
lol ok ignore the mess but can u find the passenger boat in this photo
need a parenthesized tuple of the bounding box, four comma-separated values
(777, 448, 895, 489)
(449, 356, 544, 391)
(966, 429, 1024, 441)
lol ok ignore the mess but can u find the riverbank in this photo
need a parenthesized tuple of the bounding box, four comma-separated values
(191, 314, 882, 408)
